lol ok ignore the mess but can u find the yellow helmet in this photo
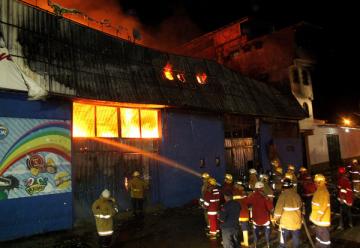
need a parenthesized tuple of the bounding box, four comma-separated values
(288, 164, 295, 171)
(352, 159, 358, 164)
(299, 167, 307, 173)
(133, 171, 140, 177)
(314, 174, 326, 183)
(225, 173, 233, 183)
(202, 172, 210, 179)
(249, 169, 257, 174)
(208, 177, 217, 186)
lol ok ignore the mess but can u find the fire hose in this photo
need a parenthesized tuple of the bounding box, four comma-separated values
(302, 216, 315, 248)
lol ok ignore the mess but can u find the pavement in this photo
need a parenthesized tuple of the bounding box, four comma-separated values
(1, 206, 360, 248)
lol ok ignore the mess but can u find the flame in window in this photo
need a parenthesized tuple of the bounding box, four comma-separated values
(120, 108, 140, 138)
(73, 103, 95, 137)
(163, 63, 174, 80)
(140, 110, 159, 138)
(176, 73, 186, 83)
(196, 72, 207, 84)
(96, 106, 118, 137)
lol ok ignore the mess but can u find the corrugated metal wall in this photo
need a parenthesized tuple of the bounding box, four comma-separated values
(72, 138, 160, 219)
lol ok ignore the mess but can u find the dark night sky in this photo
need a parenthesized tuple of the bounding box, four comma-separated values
(118, 0, 359, 123)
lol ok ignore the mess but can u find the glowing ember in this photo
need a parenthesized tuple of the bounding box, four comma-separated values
(163, 63, 174, 80)
(196, 72, 207, 84)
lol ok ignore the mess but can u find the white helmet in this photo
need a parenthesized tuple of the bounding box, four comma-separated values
(249, 169, 257, 174)
(255, 181, 264, 189)
(101, 189, 110, 198)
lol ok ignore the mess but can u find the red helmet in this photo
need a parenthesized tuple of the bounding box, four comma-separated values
(338, 166, 346, 174)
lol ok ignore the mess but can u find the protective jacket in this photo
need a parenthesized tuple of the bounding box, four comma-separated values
(204, 188, 221, 212)
(298, 172, 316, 197)
(92, 196, 118, 236)
(337, 175, 353, 206)
(129, 176, 147, 199)
(249, 174, 257, 190)
(263, 181, 275, 200)
(247, 190, 273, 226)
(233, 187, 249, 222)
(350, 164, 360, 193)
(310, 184, 331, 227)
(274, 188, 302, 230)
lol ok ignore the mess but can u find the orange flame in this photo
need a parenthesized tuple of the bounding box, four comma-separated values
(176, 73, 186, 83)
(163, 63, 174, 80)
(196, 72, 207, 84)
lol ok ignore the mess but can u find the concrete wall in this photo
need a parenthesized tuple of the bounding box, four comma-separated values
(307, 125, 360, 168)
(159, 110, 225, 207)
(0, 92, 72, 241)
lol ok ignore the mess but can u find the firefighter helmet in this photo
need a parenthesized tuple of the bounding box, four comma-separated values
(133, 171, 140, 177)
(338, 166, 346, 174)
(202, 172, 210, 179)
(287, 164, 295, 171)
(225, 173, 233, 183)
(352, 159, 358, 165)
(101, 189, 110, 198)
(255, 181, 264, 189)
(249, 169, 257, 174)
(282, 178, 293, 189)
(208, 177, 217, 186)
(314, 174, 326, 183)
(299, 167, 307, 173)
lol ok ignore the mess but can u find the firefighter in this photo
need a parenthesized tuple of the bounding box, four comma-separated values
(203, 177, 221, 239)
(337, 166, 353, 229)
(218, 191, 241, 248)
(349, 159, 360, 198)
(92, 189, 118, 248)
(298, 167, 316, 219)
(128, 171, 148, 218)
(248, 169, 258, 191)
(247, 181, 274, 248)
(233, 182, 250, 247)
(286, 164, 297, 189)
(199, 172, 210, 230)
(222, 173, 234, 195)
(260, 174, 275, 202)
(272, 166, 283, 201)
(274, 178, 302, 248)
(310, 174, 331, 247)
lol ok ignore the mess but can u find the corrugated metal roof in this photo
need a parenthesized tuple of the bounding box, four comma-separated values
(0, 0, 305, 120)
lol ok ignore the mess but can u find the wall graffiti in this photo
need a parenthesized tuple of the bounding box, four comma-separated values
(0, 118, 71, 200)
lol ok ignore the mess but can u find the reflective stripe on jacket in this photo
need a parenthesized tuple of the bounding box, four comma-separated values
(92, 197, 117, 236)
(337, 176, 353, 206)
(274, 188, 302, 230)
(247, 190, 273, 226)
(310, 185, 331, 227)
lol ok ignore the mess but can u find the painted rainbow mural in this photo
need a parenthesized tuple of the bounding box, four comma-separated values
(0, 122, 71, 176)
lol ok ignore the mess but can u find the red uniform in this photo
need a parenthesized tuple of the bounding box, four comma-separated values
(338, 175, 353, 206)
(233, 187, 249, 222)
(204, 188, 221, 235)
(246, 190, 273, 226)
(299, 172, 316, 197)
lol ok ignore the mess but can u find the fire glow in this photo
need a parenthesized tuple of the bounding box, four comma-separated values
(196, 72, 207, 84)
(163, 63, 174, 81)
(91, 137, 202, 178)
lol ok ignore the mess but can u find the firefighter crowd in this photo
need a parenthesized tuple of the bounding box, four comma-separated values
(199, 159, 360, 248)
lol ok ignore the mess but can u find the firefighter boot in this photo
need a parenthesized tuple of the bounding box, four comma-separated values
(241, 231, 249, 247)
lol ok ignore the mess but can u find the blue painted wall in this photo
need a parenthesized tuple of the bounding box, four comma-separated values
(260, 123, 303, 172)
(159, 110, 225, 207)
(0, 92, 72, 241)
(0, 193, 72, 241)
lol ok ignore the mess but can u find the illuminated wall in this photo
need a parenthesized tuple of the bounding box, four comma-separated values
(73, 102, 160, 139)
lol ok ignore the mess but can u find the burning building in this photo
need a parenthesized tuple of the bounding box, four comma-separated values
(177, 17, 360, 172)
(0, 0, 305, 241)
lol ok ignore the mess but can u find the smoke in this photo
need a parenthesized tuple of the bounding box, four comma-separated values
(22, 0, 200, 52)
